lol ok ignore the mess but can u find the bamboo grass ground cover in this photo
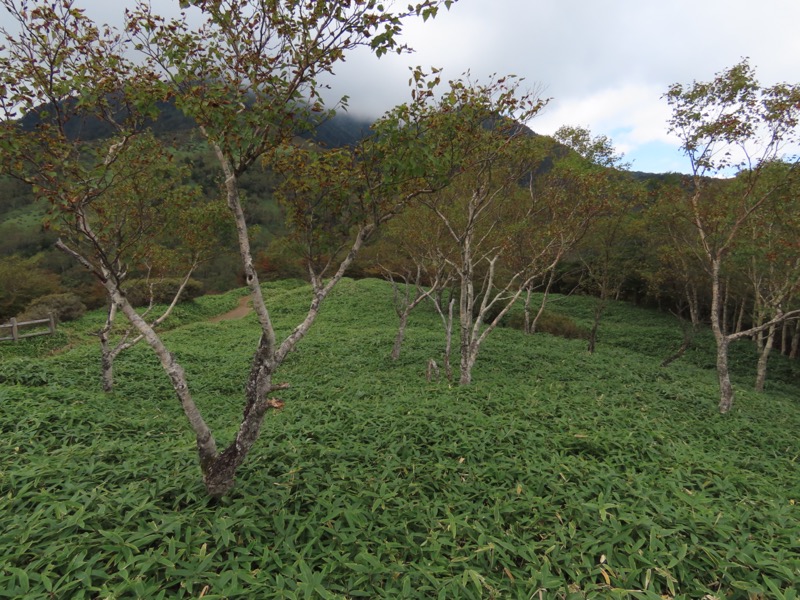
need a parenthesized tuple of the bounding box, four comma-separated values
(1, 278, 798, 598)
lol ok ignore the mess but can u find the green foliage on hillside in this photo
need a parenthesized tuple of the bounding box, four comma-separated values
(0, 109, 379, 300)
(1, 279, 798, 598)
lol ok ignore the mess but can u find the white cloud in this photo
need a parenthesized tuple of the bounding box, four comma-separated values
(529, 84, 685, 171)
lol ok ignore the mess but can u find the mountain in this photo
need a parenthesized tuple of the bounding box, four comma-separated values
(17, 96, 374, 149)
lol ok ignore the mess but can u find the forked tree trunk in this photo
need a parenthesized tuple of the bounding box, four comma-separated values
(55, 242, 227, 496)
(202, 354, 284, 497)
(388, 269, 444, 361)
(428, 285, 457, 380)
(709, 260, 735, 414)
(98, 268, 195, 393)
(526, 268, 556, 335)
(754, 323, 776, 392)
(530, 295, 548, 335)
(111, 289, 220, 475)
(391, 312, 410, 361)
(457, 260, 528, 386)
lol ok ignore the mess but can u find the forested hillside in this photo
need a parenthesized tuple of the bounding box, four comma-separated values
(0, 107, 375, 304)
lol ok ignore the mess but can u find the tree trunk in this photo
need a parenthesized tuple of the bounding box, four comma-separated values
(754, 309, 765, 350)
(529, 268, 557, 334)
(791, 320, 800, 359)
(720, 279, 730, 335)
(430, 288, 455, 381)
(754, 323, 776, 392)
(98, 301, 118, 393)
(458, 296, 475, 385)
(587, 297, 607, 354)
(710, 261, 735, 414)
(391, 312, 409, 361)
(780, 319, 790, 355)
(101, 344, 114, 393)
(111, 288, 220, 472)
(97, 268, 195, 393)
(523, 285, 532, 334)
(735, 301, 746, 334)
(687, 284, 700, 328)
(716, 334, 735, 414)
(444, 296, 454, 380)
(388, 270, 441, 361)
(459, 340, 478, 385)
(203, 368, 284, 498)
(661, 315, 696, 368)
(457, 222, 476, 385)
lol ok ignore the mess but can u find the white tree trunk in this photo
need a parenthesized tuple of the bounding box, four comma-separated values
(754, 323, 776, 392)
(710, 260, 735, 414)
(444, 296, 455, 381)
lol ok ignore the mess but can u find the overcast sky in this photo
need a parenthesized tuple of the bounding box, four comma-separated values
(318, 0, 800, 174)
(7, 0, 800, 174)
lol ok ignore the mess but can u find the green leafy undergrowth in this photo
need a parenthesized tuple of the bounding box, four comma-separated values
(0, 286, 253, 366)
(1, 278, 799, 598)
(526, 293, 799, 392)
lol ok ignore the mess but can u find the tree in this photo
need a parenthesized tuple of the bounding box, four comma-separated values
(643, 178, 708, 326)
(369, 211, 453, 361)
(0, 2, 218, 392)
(664, 59, 800, 413)
(553, 125, 628, 169)
(733, 162, 800, 390)
(390, 77, 617, 384)
(406, 77, 549, 385)
(2, 0, 458, 497)
(80, 135, 224, 392)
(553, 126, 640, 353)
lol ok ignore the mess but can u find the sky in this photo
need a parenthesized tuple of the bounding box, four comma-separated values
(317, 0, 800, 174)
(6, 0, 800, 174)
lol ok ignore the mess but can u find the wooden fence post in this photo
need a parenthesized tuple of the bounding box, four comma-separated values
(48, 313, 56, 335)
(11, 317, 18, 342)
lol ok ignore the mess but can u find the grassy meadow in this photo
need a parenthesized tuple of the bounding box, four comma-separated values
(1, 278, 799, 599)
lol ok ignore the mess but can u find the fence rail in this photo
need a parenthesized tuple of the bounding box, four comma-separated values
(0, 314, 56, 342)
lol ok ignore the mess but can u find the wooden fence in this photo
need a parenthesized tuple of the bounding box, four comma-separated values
(0, 314, 56, 342)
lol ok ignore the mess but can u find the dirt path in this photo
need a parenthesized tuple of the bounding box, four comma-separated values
(209, 295, 252, 323)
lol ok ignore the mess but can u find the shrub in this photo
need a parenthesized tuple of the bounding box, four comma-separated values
(122, 278, 204, 307)
(18, 292, 86, 323)
(505, 308, 589, 340)
(255, 238, 307, 281)
(0, 255, 61, 321)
